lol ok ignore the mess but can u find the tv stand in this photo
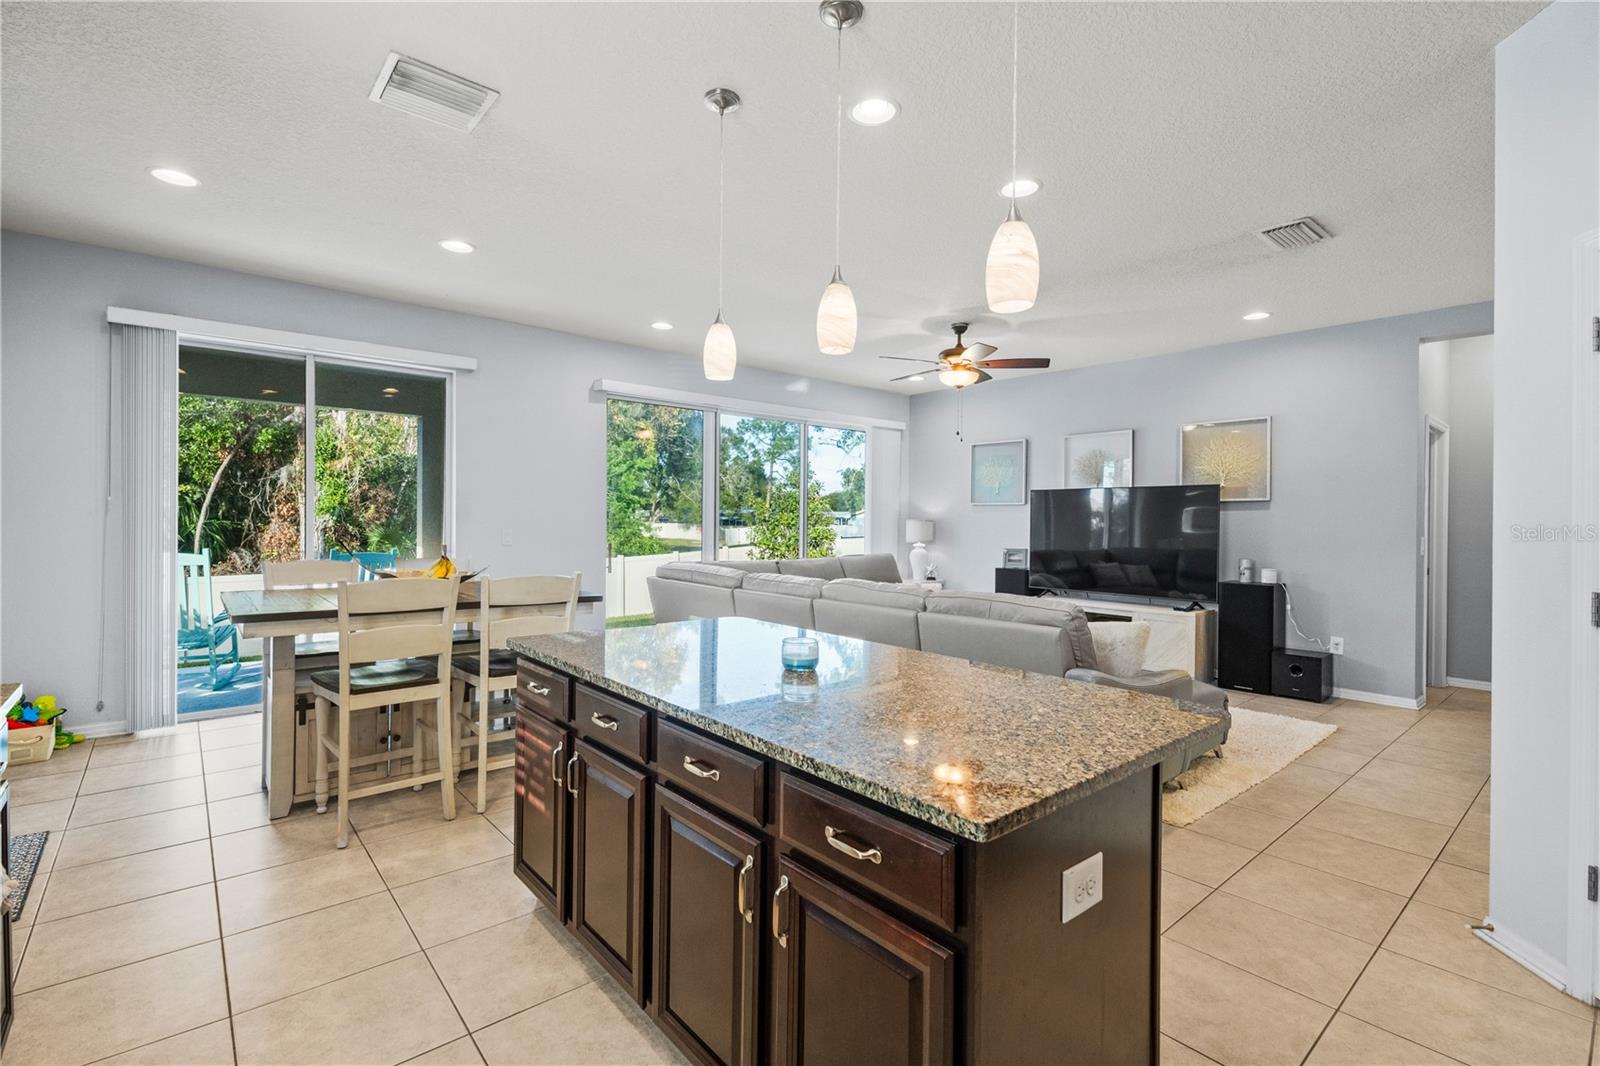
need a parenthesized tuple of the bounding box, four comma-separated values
(1052, 596, 1214, 679)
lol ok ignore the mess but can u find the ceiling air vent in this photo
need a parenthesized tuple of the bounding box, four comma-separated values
(369, 52, 499, 132)
(1256, 216, 1332, 251)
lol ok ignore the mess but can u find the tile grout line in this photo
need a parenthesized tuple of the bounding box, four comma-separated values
(199, 735, 244, 1066)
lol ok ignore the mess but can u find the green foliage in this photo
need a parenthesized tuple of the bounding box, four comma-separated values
(747, 470, 837, 560)
(606, 401, 703, 557)
(314, 409, 419, 556)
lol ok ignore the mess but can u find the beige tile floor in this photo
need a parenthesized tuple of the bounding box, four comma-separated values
(3, 688, 1595, 1065)
(4, 714, 685, 1066)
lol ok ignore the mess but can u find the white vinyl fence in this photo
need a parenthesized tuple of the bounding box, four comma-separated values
(606, 537, 865, 620)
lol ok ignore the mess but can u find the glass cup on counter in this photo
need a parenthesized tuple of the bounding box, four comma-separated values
(780, 635, 820, 671)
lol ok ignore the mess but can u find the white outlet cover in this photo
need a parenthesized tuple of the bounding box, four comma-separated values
(1062, 852, 1104, 923)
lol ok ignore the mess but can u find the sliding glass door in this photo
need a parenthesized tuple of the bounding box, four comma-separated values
(806, 425, 867, 557)
(605, 400, 705, 623)
(718, 415, 802, 561)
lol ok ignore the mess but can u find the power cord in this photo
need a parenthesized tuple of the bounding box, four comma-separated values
(1281, 583, 1326, 650)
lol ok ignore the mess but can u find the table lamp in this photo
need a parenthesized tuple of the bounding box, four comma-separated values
(905, 519, 935, 580)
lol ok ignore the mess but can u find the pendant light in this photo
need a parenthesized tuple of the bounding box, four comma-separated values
(816, 1, 862, 355)
(703, 87, 741, 381)
(985, 2, 1039, 314)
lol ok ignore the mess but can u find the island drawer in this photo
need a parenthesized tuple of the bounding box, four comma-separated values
(655, 719, 767, 827)
(574, 684, 650, 764)
(778, 773, 958, 932)
(516, 661, 570, 723)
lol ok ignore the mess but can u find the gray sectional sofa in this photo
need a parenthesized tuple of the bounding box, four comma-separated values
(646, 553, 1228, 780)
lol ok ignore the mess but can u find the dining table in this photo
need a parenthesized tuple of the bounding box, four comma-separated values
(221, 585, 602, 818)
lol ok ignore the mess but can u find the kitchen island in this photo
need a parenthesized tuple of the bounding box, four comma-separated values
(509, 617, 1225, 1065)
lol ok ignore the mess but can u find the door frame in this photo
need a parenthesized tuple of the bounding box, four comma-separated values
(1422, 417, 1450, 688)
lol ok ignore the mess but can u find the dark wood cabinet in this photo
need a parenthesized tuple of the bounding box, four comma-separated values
(513, 708, 569, 917)
(769, 856, 955, 1066)
(570, 737, 649, 1003)
(653, 787, 763, 1066)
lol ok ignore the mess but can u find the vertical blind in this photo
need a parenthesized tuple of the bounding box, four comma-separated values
(114, 323, 179, 732)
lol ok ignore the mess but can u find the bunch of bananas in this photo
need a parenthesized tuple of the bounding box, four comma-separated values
(396, 548, 457, 579)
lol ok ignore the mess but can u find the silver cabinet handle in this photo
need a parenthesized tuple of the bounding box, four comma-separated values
(772, 874, 790, 948)
(526, 682, 551, 696)
(589, 712, 619, 731)
(683, 755, 721, 781)
(737, 855, 755, 924)
(566, 752, 579, 797)
(824, 825, 883, 865)
(551, 741, 564, 787)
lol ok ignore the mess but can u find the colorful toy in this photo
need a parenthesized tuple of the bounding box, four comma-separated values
(6, 694, 84, 747)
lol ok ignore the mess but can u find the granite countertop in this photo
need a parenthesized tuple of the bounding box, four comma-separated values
(510, 617, 1225, 842)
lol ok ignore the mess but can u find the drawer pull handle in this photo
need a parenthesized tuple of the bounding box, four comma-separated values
(551, 741, 564, 787)
(682, 755, 721, 781)
(526, 682, 551, 696)
(566, 752, 579, 797)
(589, 712, 619, 731)
(772, 874, 791, 948)
(824, 826, 883, 865)
(737, 855, 755, 924)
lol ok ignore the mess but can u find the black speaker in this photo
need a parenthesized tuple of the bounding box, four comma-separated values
(995, 568, 1031, 596)
(1216, 581, 1286, 693)
(1272, 648, 1334, 703)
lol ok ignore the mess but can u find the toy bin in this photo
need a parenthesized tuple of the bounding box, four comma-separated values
(7, 723, 54, 764)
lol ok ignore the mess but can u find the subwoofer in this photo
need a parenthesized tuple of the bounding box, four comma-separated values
(1216, 580, 1285, 694)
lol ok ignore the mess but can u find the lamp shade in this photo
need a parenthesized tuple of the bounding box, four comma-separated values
(816, 276, 857, 355)
(905, 519, 934, 543)
(703, 316, 737, 381)
(937, 364, 981, 389)
(985, 214, 1039, 314)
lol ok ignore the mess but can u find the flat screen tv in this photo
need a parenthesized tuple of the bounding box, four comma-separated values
(1029, 485, 1220, 602)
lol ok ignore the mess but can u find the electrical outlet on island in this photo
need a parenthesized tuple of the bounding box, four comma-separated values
(1061, 852, 1104, 923)
(1329, 636, 1345, 655)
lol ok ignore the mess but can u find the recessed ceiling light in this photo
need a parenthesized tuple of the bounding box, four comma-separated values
(1243, 310, 1272, 321)
(381, 387, 400, 395)
(260, 388, 278, 396)
(849, 98, 898, 126)
(438, 239, 475, 254)
(650, 321, 674, 331)
(149, 168, 200, 187)
(907, 375, 925, 382)
(999, 178, 1041, 198)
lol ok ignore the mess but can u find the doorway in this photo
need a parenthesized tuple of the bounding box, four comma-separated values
(1423, 419, 1450, 688)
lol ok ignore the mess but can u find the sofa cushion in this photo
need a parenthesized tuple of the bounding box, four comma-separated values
(740, 572, 826, 599)
(777, 557, 847, 580)
(653, 562, 747, 589)
(819, 578, 926, 611)
(838, 553, 902, 583)
(923, 590, 1098, 670)
(714, 559, 780, 574)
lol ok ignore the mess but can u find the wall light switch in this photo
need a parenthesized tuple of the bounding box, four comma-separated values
(501, 529, 513, 547)
(1062, 852, 1104, 923)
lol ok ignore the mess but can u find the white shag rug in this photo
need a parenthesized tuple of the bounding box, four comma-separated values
(1162, 707, 1337, 826)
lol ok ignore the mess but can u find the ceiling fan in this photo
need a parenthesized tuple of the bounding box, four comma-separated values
(881, 322, 1050, 388)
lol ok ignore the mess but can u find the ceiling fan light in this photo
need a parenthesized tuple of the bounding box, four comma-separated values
(986, 214, 1039, 314)
(938, 364, 981, 389)
(816, 275, 857, 355)
(703, 316, 737, 381)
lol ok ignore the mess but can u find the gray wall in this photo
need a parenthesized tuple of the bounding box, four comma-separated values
(906, 302, 1493, 703)
(1490, 0, 1598, 986)
(1441, 336, 1494, 684)
(0, 231, 908, 730)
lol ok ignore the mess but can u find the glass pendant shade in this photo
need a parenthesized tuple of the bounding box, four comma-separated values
(816, 273, 857, 355)
(703, 316, 737, 381)
(938, 364, 981, 389)
(985, 211, 1039, 314)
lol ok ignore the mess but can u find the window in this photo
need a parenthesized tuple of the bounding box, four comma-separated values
(605, 400, 705, 623)
(718, 415, 802, 561)
(806, 426, 867, 557)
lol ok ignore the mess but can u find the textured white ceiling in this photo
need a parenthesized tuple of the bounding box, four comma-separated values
(1, 1, 1538, 392)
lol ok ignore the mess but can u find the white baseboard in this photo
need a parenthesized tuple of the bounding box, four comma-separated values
(1445, 676, 1493, 691)
(76, 719, 130, 738)
(1476, 921, 1587, 1003)
(1332, 687, 1425, 710)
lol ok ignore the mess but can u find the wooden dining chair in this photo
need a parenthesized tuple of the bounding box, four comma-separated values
(450, 573, 581, 813)
(309, 576, 460, 848)
(263, 558, 358, 590)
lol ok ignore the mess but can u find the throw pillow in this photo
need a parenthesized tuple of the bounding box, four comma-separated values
(1089, 621, 1150, 677)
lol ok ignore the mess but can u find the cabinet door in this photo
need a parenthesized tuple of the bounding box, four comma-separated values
(653, 787, 762, 1066)
(571, 737, 649, 1003)
(513, 709, 568, 917)
(770, 857, 954, 1066)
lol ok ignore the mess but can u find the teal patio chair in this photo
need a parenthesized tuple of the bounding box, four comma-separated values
(177, 549, 241, 690)
(329, 548, 399, 581)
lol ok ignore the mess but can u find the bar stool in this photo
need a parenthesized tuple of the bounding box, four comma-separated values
(309, 576, 460, 848)
(450, 573, 581, 813)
